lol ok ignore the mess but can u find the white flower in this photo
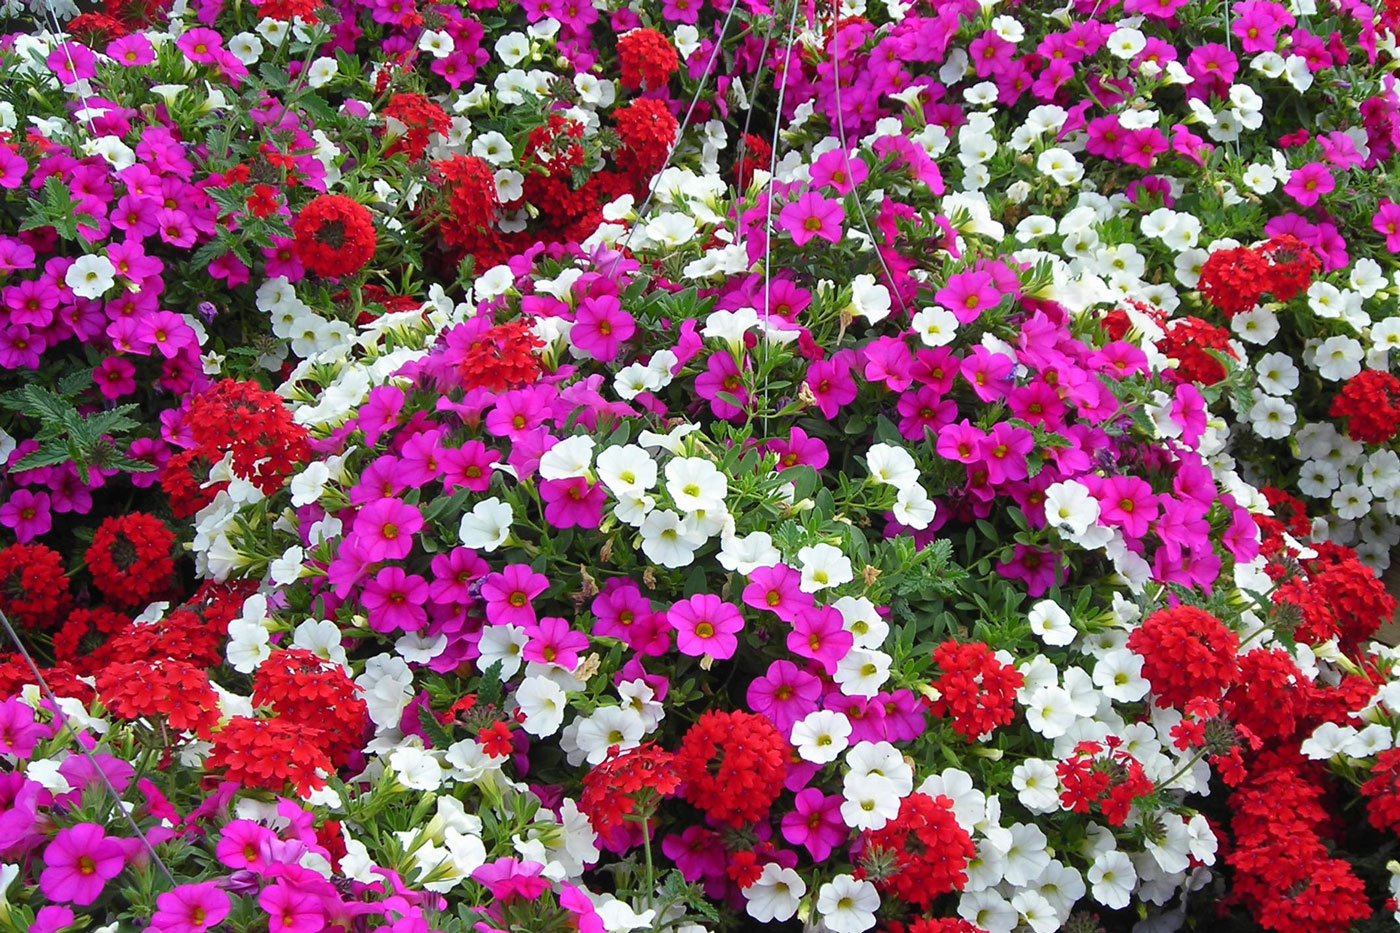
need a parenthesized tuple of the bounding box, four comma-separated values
(516, 675, 568, 737)
(1249, 394, 1296, 439)
(664, 457, 727, 512)
(228, 32, 264, 65)
(911, 305, 959, 346)
(268, 545, 305, 586)
(1231, 306, 1280, 345)
(849, 274, 892, 324)
(539, 435, 596, 481)
(471, 131, 514, 165)
(292, 618, 348, 668)
(1314, 335, 1364, 381)
(596, 445, 657, 495)
(797, 543, 854, 592)
(305, 57, 339, 89)
(845, 741, 913, 793)
(1092, 648, 1151, 702)
(1254, 352, 1300, 395)
(1027, 600, 1076, 646)
(1107, 26, 1146, 58)
(866, 443, 919, 491)
(639, 509, 707, 568)
(65, 254, 116, 299)
(744, 863, 805, 923)
(1012, 758, 1061, 813)
(816, 875, 880, 933)
(1011, 890, 1059, 933)
(1332, 483, 1373, 521)
(717, 531, 781, 575)
(418, 29, 455, 58)
(1043, 480, 1099, 538)
(477, 623, 527, 679)
(1088, 850, 1136, 909)
(459, 497, 513, 551)
(1024, 685, 1076, 739)
(790, 709, 851, 764)
(893, 484, 937, 530)
(494, 32, 531, 67)
(840, 773, 903, 831)
(388, 747, 445, 791)
(1001, 822, 1052, 887)
(574, 706, 645, 765)
(226, 616, 271, 673)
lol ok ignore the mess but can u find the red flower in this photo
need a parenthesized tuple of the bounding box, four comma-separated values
(733, 133, 772, 191)
(96, 658, 220, 738)
(208, 716, 332, 796)
(85, 513, 177, 610)
(252, 648, 368, 765)
(612, 99, 678, 184)
(523, 114, 587, 177)
(861, 793, 975, 907)
(1198, 245, 1271, 317)
(457, 320, 545, 393)
(673, 710, 787, 827)
(477, 721, 514, 758)
(432, 154, 501, 247)
(1155, 316, 1236, 384)
(383, 93, 451, 161)
(292, 195, 377, 278)
(245, 184, 280, 219)
(616, 29, 680, 91)
(0, 543, 72, 631)
(1361, 747, 1400, 835)
(1329, 369, 1400, 445)
(1126, 606, 1238, 709)
(927, 640, 1023, 742)
(579, 743, 680, 840)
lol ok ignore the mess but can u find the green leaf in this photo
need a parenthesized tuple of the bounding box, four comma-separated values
(476, 661, 505, 709)
(10, 444, 74, 472)
(417, 705, 455, 751)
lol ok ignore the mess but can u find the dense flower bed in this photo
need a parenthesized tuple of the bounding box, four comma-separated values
(2, 0, 1400, 931)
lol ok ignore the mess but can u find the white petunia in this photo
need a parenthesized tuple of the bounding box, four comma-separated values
(664, 457, 727, 512)
(65, 254, 116, 299)
(459, 497, 513, 551)
(790, 709, 851, 764)
(816, 875, 880, 933)
(1092, 648, 1151, 702)
(1314, 335, 1364, 381)
(305, 57, 339, 89)
(1024, 685, 1076, 739)
(515, 675, 568, 737)
(1087, 849, 1136, 909)
(539, 435, 596, 481)
(866, 443, 920, 491)
(797, 543, 854, 592)
(911, 305, 959, 347)
(1012, 758, 1061, 813)
(639, 509, 707, 568)
(1027, 600, 1076, 647)
(893, 484, 937, 530)
(744, 863, 805, 923)
(840, 773, 903, 831)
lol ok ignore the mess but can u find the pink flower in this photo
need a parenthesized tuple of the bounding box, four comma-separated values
(741, 564, 812, 623)
(259, 881, 324, 933)
(960, 346, 1014, 402)
(94, 357, 137, 400)
(33, 906, 76, 933)
(0, 698, 47, 757)
(1373, 199, 1400, 251)
(803, 355, 858, 419)
(107, 34, 155, 67)
(747, 660, 821, 733)
(482, 564, 550, 626)
(1282, 162, 1334, 207)
(996, 544, 1063, 597)
(540, 477, 606, 529)
(176, 28, 224, 65)
(935, 270, 1001, 324)
(808, 148, 869, 195)
(39, 823, 127, 905)
(150, 881, 231, 933)
(787, 605, 853, 674)
(0, 489, 52, 542)
(778, 192, 845, 247)
(694, 352, 749, 422)
(669, 594, 744, 660)
(780, 789, 846, 861)
(137, 310, 195, 359)
(522, 616, 589, 669)
(361, 566, 430, 633)
(215, 820, 276, 871)
(1094, 475, 1160, 539)
(351, 497, 422, 562)
(935, 420, 987, 465)
(978, 423, 1035, 485)
(571, 295, 635, 363)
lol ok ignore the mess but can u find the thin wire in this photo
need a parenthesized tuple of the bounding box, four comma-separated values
(828, 2, 912, 320)
(730, 7, 784, 200)
(0, 606, 177, 886)
(758, 0, 805, 437)
(604, 0, 742, 279)
(35, 4, 98, 137)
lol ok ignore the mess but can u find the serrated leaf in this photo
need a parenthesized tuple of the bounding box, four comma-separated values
(476, 661, 505, 709)
(10, 444, 74, 472)
(417, 705, 455, 750)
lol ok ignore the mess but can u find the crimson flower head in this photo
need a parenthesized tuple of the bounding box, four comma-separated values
(292, 195, 377, 278)
(616, 28, 680, 91)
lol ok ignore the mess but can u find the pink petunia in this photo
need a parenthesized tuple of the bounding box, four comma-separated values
(778, 191, 844, 247)
(1282, 162, 1335, 208)
(787, 605, 853, 674)
(39, 823, 126, 905)
(361, 566, 429, 633)
(522, 616, 589, 670)
(482, 564, 550, 627)
(669, 594, 744, 660)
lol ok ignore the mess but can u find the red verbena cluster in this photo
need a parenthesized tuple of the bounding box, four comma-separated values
(1126, 607, 1239, 709)
(433, 154, 501, 246)
(457, 320, 545, 392)
(1102, 297, 1167, 341)
(95, 658, 220, 738)
(616, 29, 680, 91)
(251, 648, 368, 766)
(1198, 234, 1321, 317)
(85, 513, 177, 610)
(927, 640, 1023, 742)
(579, 743, 680, 841)
(162, 379, 310, 517)
(733, 133, 772, 191)
(208, 716, 333, 797)
(860, 792, 975, 907)
(1155, 316, 1236, 384)
(523, 114, 587, 176)
(673, 709, 788, 827)
(0, 542, 72, 630)
(1272, 542, 1395, 651)
(613, 99, 678, 179)
(292, 194, 378, 278)
(1056, 740, 1156, 826)
(1329, 369, 1400, 444)
(1360, 747, 1400, 835)
(382, 94, 451, 161)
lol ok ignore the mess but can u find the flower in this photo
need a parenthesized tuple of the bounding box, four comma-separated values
(150, 882, 232, 933)
(744, 863, 806, 923)
(292, 195, 377, 278)
(668, 593, 743, 659)
(39, 823, 126, 906)
(815, 875, 880, 933)
(779, 192, 845, 247)
(791, 709, 852, 764)
(674, 710, 788, 826)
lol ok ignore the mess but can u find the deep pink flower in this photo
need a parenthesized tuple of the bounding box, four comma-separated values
(1094, 475, 1160, 539)
(259, 882, 324, 933)
(960, 346, 1015, 402)
(804, 355, 858, 419)
(150, 881, 231, 933)
(694, 351, 749, 422)
(669, 594, 744, 659)
(767, 426, 829, 470)
(176, 28, 224, 64)
(747, 660, 822, 733)
(742, 564, 812, 622)
(362, 566, 430, 633)
(440, 440, 499, 493)
(540, 477, 606, 529)
(428, 547, 489, 607)
(571, 295, 634, 363)
(351, 497, 422, 561)
(780, 789, 846, 861)
(996, 544, 1063, 597)
(0, 489, 52, 542)
(137, 310, 195, 359)
(33, 906, 76, 933)
(808, 148, 869, 195)
(482, 564, 549, 627)
(0, 698, 47, 757)
(1373, 199, 1400, 251)
(215, 820, 276, 871)
(787, 605, 853, 674)
(46, 43, 97, 83)
(107, 34, 155, 67)
(39, 823, 126, 905)
(94, 357, 137, 400)
(1282, 162, 1334, 207)
(522, 616, 589, 670)
(979, 423, 1035, 485)
(473, 858, 551, 902)
(935, 419, 987, 465)
(778, 192, 844, 247)
(935, 270, 1001, 324)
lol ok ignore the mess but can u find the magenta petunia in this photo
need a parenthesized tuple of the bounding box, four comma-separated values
(150, 881, 231, 933)
(669, 593, 744, 660)
(787, 605, 854, 674)
(741, 563, 812, 622)
(482, 564, 550, 627)
(778, 191, 845, 247)
(571, 294, 635, 363)
(747, 660, 822, 733)
(522, 615, 590, 670)
(39, 823, 127, 905)
(361, 566, 430, 633)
